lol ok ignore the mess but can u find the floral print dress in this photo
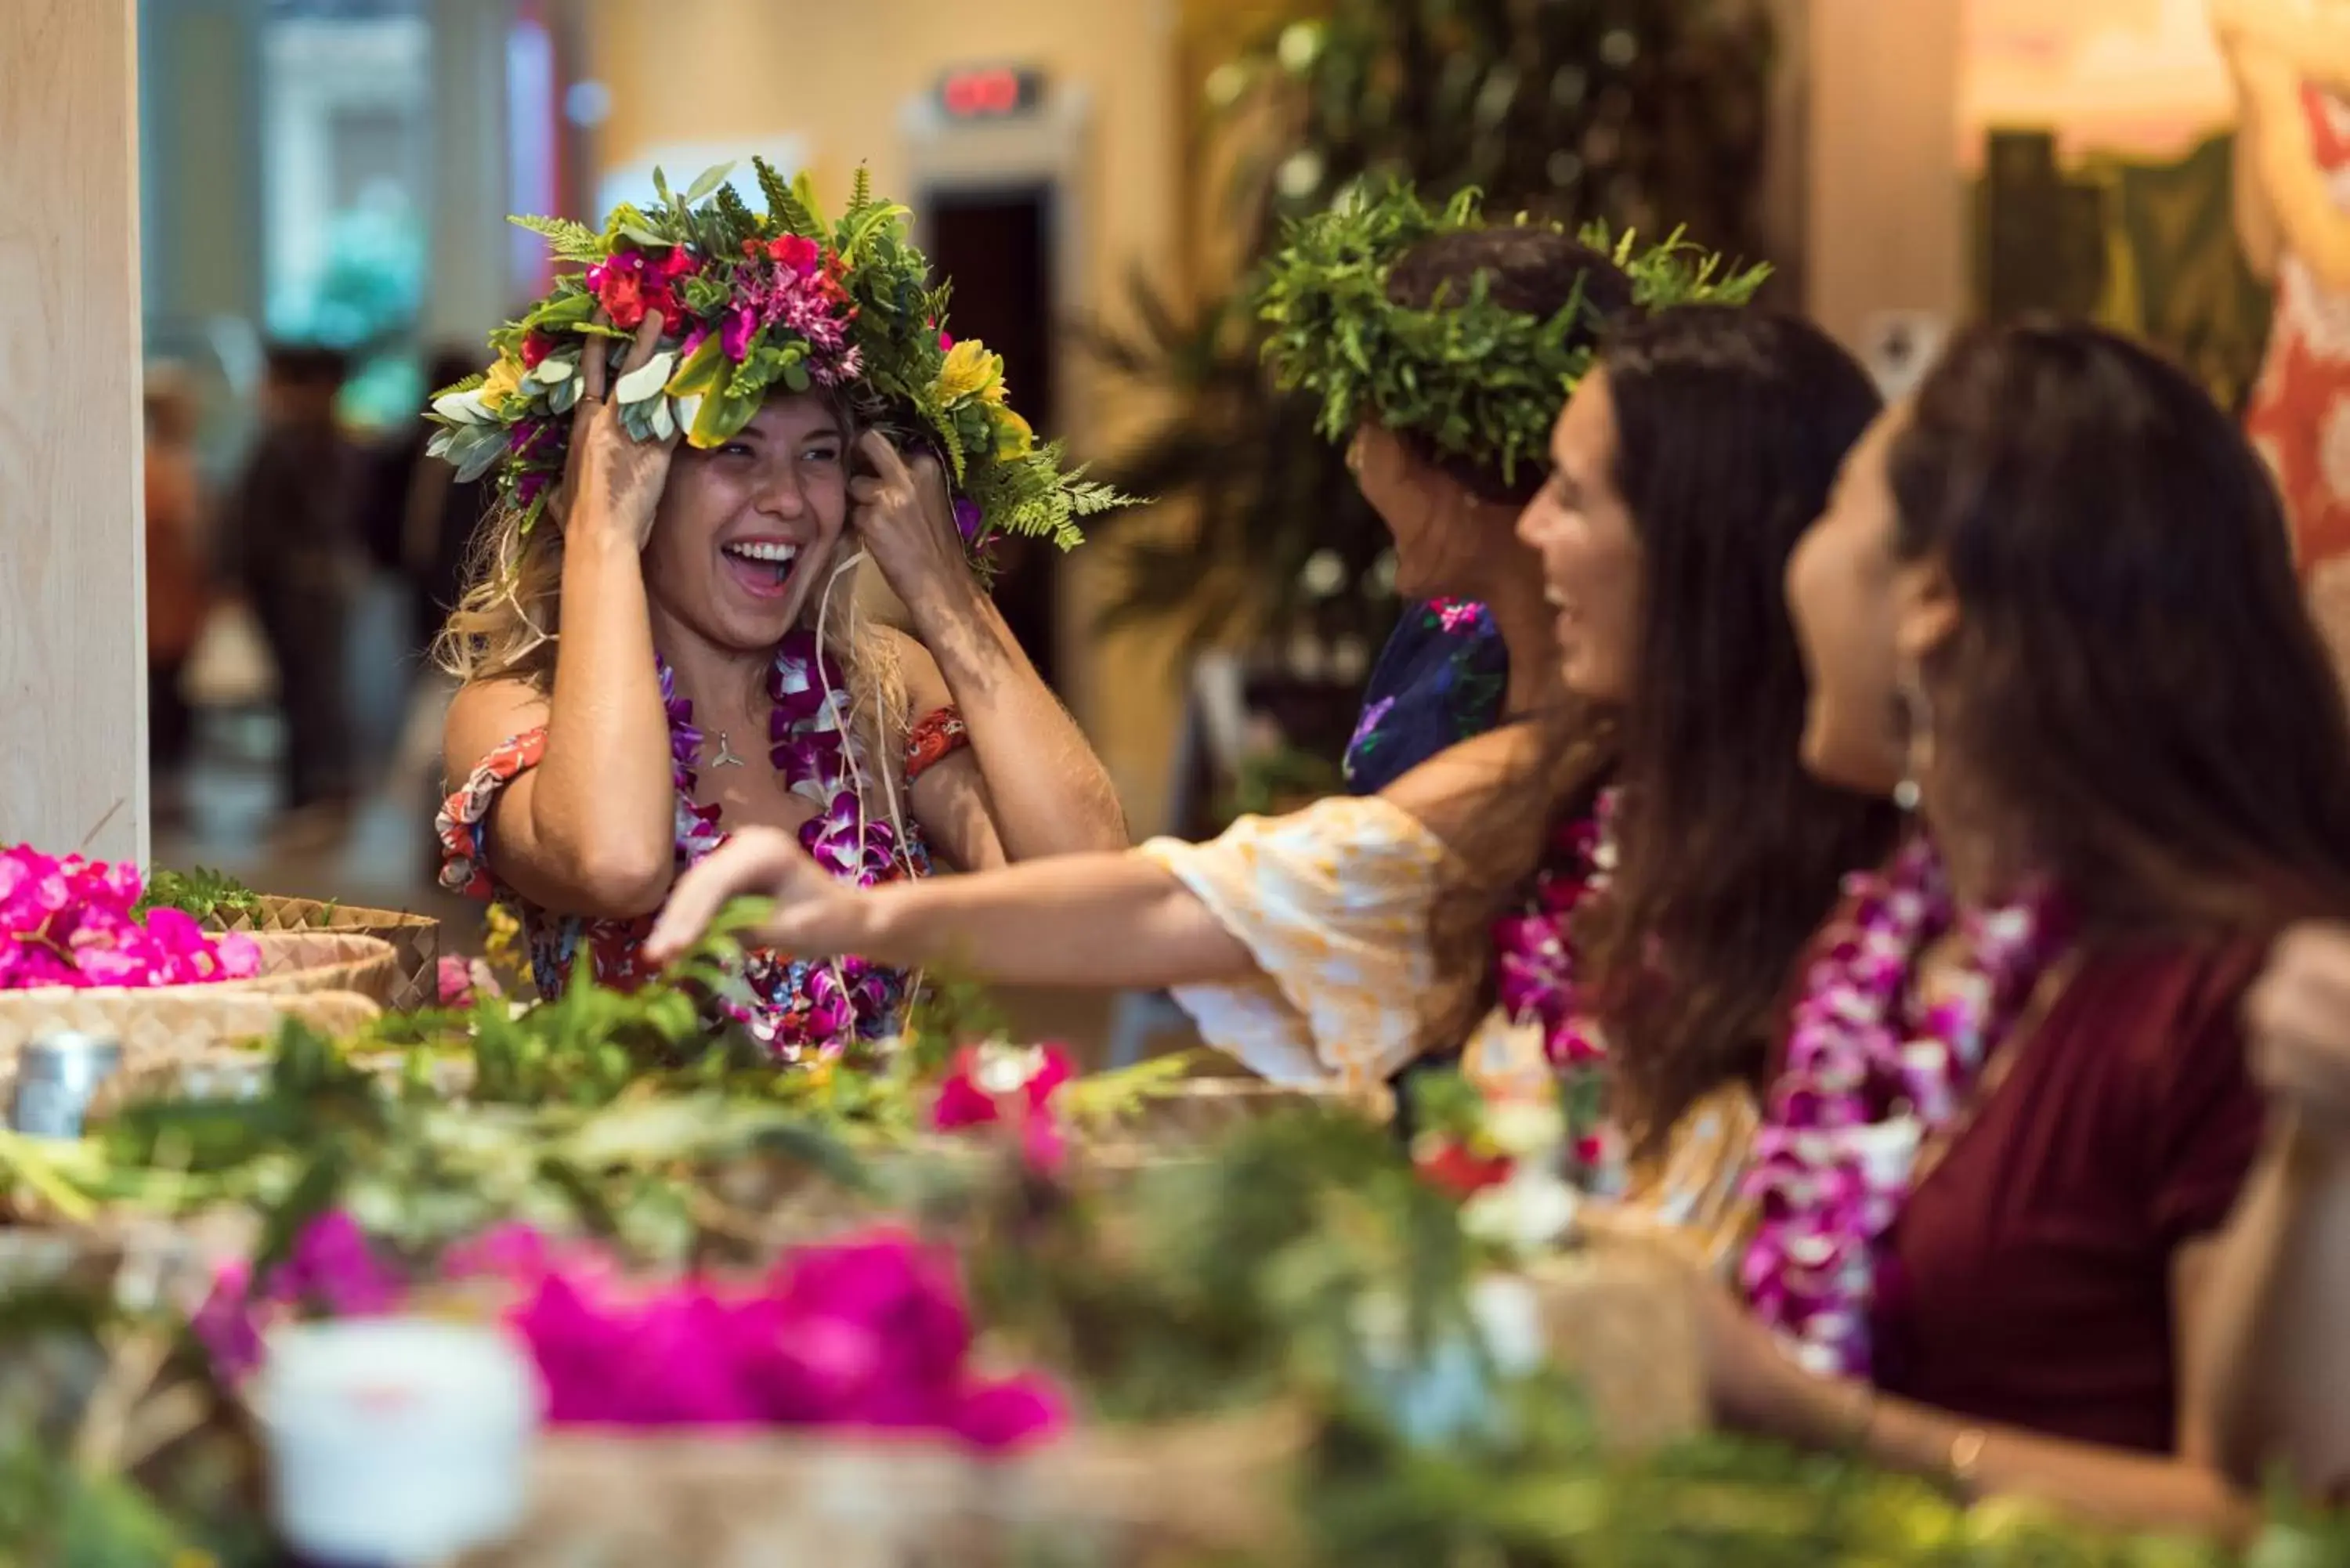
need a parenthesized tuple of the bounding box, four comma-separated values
(439, 631, 968, 1062)
(1343, 599, 1509, 794)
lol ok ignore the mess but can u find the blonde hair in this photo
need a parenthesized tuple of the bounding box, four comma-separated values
(434, 480, 916, 849)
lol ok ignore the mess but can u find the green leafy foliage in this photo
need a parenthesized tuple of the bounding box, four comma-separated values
(508, 213, 604, 265)
(132, 867, 262, 925)
(1257, 180, 1768, 502)
(1084, 0, 1779, 652)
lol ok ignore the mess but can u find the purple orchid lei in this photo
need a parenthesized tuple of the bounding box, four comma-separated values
(657, 630, 917, 1061)
(1486, 787, 1620, 1180)
(1738, 836, 2070, 1377)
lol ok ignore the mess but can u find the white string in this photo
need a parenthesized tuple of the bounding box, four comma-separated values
(808, 539, 925, 1043)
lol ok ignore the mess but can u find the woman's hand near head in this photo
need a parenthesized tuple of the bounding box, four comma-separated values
(442, 309, 685, 923)
(561, 311, 678, 551)
(849, 431, 1127, 860)
(850, 431, 970, 606)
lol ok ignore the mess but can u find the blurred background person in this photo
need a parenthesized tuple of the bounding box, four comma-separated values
(219, 342, 361, 849)
(143, 365, 211, 828)
(363, 345, 494, 681)
(362, 345, 497, 876)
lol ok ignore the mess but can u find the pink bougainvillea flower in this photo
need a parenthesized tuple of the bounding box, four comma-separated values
(437, 953, 476, 1008)
(196, 1216, 1069, 1451)
(931, 1044, 1074, 1174)
(949, 1372, 1068, 1453)
(0, 845, 266, 992)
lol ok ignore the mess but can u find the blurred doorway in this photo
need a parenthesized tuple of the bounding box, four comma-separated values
(922, 182, 1064, 695)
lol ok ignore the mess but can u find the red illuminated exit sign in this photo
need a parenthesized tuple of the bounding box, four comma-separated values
(937, 67, 1046, 121)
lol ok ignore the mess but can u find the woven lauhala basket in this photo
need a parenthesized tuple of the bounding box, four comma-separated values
(242, 930, 400, 1006)
(0, 987, 378, 1078)
(457, 1407, 1307, 1568)
(217, 898, 437, 1012)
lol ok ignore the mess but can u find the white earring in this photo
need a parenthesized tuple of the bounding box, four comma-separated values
(1893, 668, 1934, 814)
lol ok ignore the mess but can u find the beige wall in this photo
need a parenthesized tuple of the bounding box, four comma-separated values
(1805, 0, 1969, 352)
(588, 0, 1192, 826)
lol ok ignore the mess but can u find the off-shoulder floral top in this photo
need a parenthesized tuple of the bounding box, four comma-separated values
(1137, 793, 1759, 1273)
(438, 630, 968, 1062)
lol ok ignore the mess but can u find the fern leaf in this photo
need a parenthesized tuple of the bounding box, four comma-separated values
(754, 157, 817, 235)
(508, 214, 606, 265)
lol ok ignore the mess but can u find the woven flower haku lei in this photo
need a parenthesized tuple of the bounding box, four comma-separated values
(1256, 180, 1770, 489)
(428, 160, 1134, 565)
(1738, 837, 2072, 1377)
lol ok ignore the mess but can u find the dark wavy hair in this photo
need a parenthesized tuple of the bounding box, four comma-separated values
(1383, 227, 1636, 506)
(1893, 318, 2350, 936)
(1426, 307, 1900, 1155)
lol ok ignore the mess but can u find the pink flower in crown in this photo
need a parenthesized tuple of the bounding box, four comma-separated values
(814, 345, 863, 387)
(721, 304, 761, 362)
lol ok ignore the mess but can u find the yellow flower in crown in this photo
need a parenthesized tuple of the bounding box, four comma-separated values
(477, 352, 528, 415)
(934, 338, 1008, 407)
(992, 405, 1036, 458)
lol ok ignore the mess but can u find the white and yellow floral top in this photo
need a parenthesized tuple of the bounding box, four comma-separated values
(1137, 794, 1759, 1270)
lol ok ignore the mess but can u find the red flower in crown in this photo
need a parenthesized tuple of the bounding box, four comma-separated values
(765, 233, 824, 273)
(595, 268, 648, 329)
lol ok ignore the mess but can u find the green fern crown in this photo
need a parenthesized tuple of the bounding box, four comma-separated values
(426, 160, 1132, 558)
(1256, 179, 1771, 488)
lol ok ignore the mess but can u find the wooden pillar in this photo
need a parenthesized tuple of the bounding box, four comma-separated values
(0, 0, 147, 864)
(1804, 0, 1967, 352)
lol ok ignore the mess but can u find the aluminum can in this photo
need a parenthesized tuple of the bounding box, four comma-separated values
(10, 1031, 125, 1139)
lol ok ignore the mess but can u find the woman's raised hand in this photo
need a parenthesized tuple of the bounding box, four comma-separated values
(849, 430, 971, 605)
(561, 310, 678, 550)
(644, 826, 869, 965)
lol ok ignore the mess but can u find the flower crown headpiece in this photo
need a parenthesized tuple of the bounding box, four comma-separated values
(1256, 180, 1772, 488)
(428, 161, 1134, 563)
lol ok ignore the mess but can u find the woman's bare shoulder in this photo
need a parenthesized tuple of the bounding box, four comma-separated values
(445, 677, 549, 775)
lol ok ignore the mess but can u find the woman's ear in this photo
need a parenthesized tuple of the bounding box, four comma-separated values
(1891, 557, 1961, 663)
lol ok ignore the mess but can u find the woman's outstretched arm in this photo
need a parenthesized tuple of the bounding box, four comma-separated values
(645, 829, 1255, 986)
(644, 723, 1546, 982)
